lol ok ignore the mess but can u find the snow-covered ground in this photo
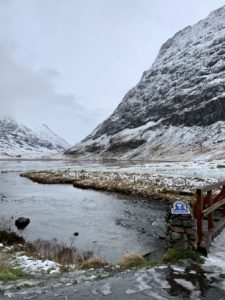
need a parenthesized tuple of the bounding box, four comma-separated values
(15, 255, 61, 276)
(25, 159, 225, 195)
(67, 121, 225, 161)
(204, 229, 225, 288)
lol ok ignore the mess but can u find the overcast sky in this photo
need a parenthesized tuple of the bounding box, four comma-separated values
(0, 0, 224, 144)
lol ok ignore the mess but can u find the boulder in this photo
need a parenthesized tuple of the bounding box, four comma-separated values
(0, 230, 25, 245)
(15, 217, 30, 229)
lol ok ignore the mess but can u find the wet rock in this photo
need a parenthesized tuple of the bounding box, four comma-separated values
(15, 217, 30, 229)
(171, 226, 185, 233)
(171, 232, 182, 240)
(173, 240, 189, 251)
(74, 232, 79, 236)
(182, 219, 195, 228)
(141, 227, 146, 233)
(158, 235, 166, 240)
(185, 228, 197, 235)
(0, 229, 25, 245)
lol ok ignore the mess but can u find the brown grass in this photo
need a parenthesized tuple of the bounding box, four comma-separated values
(24, 238, 93, 265)
(21, 170, 195, 203)
(0, 253, 10, 272)
(20, 172, 74, 184)
(79, 256, 108, 269)
(119, 253, 145, 268)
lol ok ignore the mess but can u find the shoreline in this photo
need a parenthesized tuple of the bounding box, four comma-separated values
(0, 157, 185, 162)
(20, 168, 201, 203)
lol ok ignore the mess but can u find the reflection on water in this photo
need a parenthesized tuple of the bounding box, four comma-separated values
(0, 161, 166, 262)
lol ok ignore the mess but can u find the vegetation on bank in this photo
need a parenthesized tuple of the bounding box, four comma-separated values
(79, 256, 108, 269)
(163, 248, 204, 264)
(0, 267, 24, 282)
(119, 253, 145, 268)
(21, 168, 198, 203)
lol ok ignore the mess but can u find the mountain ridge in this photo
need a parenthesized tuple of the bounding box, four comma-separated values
(0, 116, 69, 158)
(65, 5, 225, 161)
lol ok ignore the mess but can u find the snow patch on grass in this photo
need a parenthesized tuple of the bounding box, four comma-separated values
(16, 255, 60, 275)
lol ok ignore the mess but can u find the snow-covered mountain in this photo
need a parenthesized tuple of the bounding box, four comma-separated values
(65, 5, 225, 161)
(0, 116, 69, 158)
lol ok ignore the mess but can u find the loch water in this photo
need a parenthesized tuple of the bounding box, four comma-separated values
(0, 160, 165, 262)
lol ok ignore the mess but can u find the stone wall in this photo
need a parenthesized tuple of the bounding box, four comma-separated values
(165, 201, 198, 251)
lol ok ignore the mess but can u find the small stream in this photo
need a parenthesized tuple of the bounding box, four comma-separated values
(0, 160, 166, 262)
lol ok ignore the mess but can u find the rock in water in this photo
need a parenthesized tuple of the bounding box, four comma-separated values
(65, 5, 225, 161)
(15, 217, 30, 230)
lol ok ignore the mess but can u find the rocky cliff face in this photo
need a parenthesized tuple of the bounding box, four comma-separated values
(0, 116, 69, 158)
(66, 6, 225, 161)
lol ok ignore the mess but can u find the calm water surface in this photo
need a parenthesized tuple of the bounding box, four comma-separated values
(0, 160, 166, 262)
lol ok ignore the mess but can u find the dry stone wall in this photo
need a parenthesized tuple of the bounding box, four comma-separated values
(166, 201, 198, 251)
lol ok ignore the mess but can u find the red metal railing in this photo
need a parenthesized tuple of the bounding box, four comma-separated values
(194, 181, 225, 250)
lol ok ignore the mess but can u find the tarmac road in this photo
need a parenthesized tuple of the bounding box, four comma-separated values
(2, 264, 225, 300)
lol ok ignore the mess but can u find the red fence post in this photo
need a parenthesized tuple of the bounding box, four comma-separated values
(195, 189, 203, 243)
(222, 185, 225, 217)
(207, 190, 213, 230)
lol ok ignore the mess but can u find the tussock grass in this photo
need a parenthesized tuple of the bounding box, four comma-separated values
(119, 253, 145, 268)
(24, 238, 93, 265)
(21, 169, 196, 203)
(79, 256, 108, 269)
(0, 254, 10, 272)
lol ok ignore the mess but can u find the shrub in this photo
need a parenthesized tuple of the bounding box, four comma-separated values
(119, 253, 145, 268)
(0, 252, 24, 282)
(79, 256, 107, 269)
(0, 268, 24, 282)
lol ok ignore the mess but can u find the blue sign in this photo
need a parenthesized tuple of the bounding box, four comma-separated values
(171, 201, 190, 215)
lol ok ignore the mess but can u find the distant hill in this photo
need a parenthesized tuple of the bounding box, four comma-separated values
(0, 116, 69, 158)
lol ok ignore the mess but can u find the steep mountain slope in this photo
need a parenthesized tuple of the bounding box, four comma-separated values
(66, 6, 225, 161)
(0, 116, 69, 158)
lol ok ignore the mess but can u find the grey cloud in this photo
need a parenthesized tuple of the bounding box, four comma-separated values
(1, 0, 224, 143)
(0, 43, 107, 143)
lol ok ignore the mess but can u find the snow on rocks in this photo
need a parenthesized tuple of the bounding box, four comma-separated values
(125, 268, 170, 298)
(98, 283, 112, 296)
(174, 279, 201, 299)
